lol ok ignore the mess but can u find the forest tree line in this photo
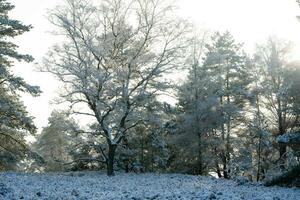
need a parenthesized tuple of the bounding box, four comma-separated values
(0, 0, 300, 183)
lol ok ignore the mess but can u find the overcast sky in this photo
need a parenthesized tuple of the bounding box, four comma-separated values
(9, 0, 300, 131)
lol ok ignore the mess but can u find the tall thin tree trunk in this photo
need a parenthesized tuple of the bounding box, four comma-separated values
(219, 96, 229, 179)
(278, 99, 286, 170)
(151, 148, 154, 172)
(257, 136, 263, 181)
(276, 69, 286, 171)
(141, 135, 144, 171)
(256, 94, 263, 182)
(225, 121, 231, 178)
(107, 144, 117, 176)
(123, 137, 130, 173)
(225, 66, 231, 179)
(198, 133, 203, 175)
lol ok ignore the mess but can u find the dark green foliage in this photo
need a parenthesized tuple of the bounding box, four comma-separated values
(265, 164, 300, 187)
(34, 111, 81, 171)
(0, 0, 41, 170)
(0, 88, 36, 132)
(175, 32, 252, 177)
(0, 0, 40, 133)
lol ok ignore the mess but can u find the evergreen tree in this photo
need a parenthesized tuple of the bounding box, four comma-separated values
(200, 32, 251, 178)
(174, 32, 251, 177)
(34, 111, 79, 171)
(175, 35, 223, 175)
(0, 0, 41, 170)
(115, 98, 171, 173)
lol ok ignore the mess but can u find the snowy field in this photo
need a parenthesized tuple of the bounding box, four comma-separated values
(0, 172, 300, 200)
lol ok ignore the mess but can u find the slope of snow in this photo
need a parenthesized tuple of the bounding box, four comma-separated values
(0, 172, 299, 200)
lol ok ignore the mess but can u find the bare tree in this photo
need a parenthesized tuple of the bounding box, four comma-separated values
(256, 38, 296, 170)
(43, 0, 189, 175)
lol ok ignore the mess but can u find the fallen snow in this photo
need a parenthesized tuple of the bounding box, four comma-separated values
(0, 172, 299, 200)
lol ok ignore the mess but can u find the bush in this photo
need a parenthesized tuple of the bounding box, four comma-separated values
(265, 164, 300, 187)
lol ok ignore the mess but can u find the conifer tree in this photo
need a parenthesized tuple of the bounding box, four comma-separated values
(201, 32, 251, 178)
(0, 0, 41, 170)
(34, 111, 79, 171)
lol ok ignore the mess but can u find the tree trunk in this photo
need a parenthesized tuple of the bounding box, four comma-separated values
(225, 69, 231, 179)
(125, 163, 129, 173)
(216, 162, 222, 178)
(223, 166, 229, 179)
(197, 133, 204, 175)
(151, 148, 154, 172)
(141, 135, 144, 170)
(123, 137, 130, 173)
(256, 94, 263, 182)
(107, 144, 117, 176)
(279, 144, 287, 170)
(257, 137, 262, 181)
(225, 122, 231, 179)
(219, 96, 228, 179)
(278, 98, 287, 170)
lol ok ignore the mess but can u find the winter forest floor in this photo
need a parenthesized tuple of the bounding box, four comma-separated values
(0, 172, 299, 200)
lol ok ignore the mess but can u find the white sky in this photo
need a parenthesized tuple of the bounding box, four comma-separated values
(9, 0, 300, 131)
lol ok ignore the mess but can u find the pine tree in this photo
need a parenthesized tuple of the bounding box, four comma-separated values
(0, 0, 41, 170)
(176, 51, 222, 174)
(201, 32, 251, 178)
(34, 111, 78, 171)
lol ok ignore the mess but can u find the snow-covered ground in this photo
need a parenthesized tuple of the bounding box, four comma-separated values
(0, 172, 299, 200)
